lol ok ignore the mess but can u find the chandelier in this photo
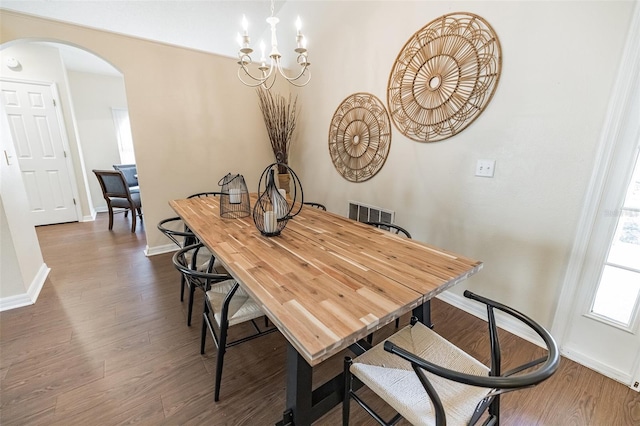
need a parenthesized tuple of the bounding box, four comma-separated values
(237, 0, 310, 89)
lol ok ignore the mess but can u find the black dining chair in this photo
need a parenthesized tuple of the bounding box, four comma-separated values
(158, 215, 228, 326)
(364, 221, 411, 238)
(173, 243, 278, 401)
(304, 201, 327, 211)
(158, 191, 227, 325)
(93, 169, 142, 233)
(187, 191, 224, 199)
(158, 217, 203, 325)
(343, 290, 560, 426)
(185, 191, 226, 276)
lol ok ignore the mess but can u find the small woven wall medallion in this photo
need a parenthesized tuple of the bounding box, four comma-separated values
(387, 12, 502, 142)
(328, 92, 391, 183)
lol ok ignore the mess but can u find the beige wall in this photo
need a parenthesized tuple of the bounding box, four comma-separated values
(0, 10, 275, 252)
(285, 0, 635, 327)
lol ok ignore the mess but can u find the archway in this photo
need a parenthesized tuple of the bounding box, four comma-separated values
(1, 39, 136, 223)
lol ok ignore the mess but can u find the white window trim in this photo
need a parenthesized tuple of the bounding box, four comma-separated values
(552, 3, 640, 387)
(111, 108, 135, 165)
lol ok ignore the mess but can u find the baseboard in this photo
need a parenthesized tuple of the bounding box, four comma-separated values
(436, 290, 545, 348)
(561, 344, 632, 386)
(145, 244, 178, 257)
(82, 210, 97, 222)
(0, 293, 33, 311)
(0, 262, 50, 312)
(28, 263, 50, 302)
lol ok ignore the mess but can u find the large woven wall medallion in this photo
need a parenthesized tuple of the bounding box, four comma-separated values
(329, 92, 391, 183)
(387, 12, 502, 142)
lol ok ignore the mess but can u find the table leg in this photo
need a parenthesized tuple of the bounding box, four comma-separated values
(277, 340, 371, 426)
(413, 299, 434, 328)
(280, 342, 313, 426)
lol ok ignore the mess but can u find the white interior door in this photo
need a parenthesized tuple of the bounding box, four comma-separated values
(1, 80, 78, 225)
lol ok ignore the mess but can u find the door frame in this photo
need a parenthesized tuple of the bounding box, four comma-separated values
(553, 3, 640, 390)
(1, 77, 83, 224)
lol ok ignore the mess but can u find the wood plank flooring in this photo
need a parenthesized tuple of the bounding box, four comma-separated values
(1, 214, 639, 425)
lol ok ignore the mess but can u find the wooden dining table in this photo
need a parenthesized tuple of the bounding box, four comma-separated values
(170, 195, 483, 425)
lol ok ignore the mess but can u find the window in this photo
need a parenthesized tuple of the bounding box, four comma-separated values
(591, 148, 640, 327)
(111, 108, 135, 164)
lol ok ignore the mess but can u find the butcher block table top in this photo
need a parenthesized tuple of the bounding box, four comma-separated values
(170, 195, 482, 366)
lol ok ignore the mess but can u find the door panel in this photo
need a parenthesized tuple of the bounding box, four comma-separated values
(1, 80, 78, 225)
(22, 171, 44, 212)
(47, 170, 68, 208)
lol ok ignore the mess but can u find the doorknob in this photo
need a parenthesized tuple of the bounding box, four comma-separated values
(4, 150, 13, 165)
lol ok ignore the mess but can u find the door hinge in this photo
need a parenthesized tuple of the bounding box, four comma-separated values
(63, 151, 67, 158)
(53, 99, 56, 107)
(73, 198, 76, 205)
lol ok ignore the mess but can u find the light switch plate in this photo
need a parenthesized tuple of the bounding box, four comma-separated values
(475, 159, 495, 177)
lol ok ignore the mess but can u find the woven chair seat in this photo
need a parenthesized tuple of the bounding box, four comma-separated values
(184, 245, 227, 275)
(206, 281, 264, 327)
(351, 322, 490, 426)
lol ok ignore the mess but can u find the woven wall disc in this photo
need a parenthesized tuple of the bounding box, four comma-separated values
(387, 12, 502, 142)
(329, 92, 391, 183)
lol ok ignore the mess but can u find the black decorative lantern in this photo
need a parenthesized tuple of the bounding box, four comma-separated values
(253, 163, 303, 236)
(218, 173, 250, 218)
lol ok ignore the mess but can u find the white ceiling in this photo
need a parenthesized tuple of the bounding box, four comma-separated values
(1, 1, 299, 76)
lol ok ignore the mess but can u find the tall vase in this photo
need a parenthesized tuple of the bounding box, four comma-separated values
(278, 172, 291, 196)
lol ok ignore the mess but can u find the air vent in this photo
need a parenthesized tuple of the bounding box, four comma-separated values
(348, 201, 395, 224)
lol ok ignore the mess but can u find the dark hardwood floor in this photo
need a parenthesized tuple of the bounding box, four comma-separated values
(1, 214, 639, 425)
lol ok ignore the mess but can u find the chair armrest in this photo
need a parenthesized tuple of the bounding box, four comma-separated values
(158, 217, 198, 247)
(384, 291, 560, 390)
(172, 243, 230, 282)
(464, 290, 556, 350)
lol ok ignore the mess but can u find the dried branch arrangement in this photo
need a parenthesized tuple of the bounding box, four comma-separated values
(256, 89, 298, 173)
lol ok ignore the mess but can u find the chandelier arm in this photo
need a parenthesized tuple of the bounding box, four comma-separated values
(280, 71, 311, 87)
(274, 60, 311, 86)
(236, 70, 278, 90)
(237, 59, 278, 86)
(284, 74, 311, 88)
(237, 69, 270, 88)
(260, 75, 278, 90)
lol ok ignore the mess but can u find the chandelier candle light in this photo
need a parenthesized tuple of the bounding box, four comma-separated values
(237, 0, 310, 89)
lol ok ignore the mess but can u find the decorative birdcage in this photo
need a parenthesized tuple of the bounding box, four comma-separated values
(218, 173, 250, 218)
(253, 163, 303, 236)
